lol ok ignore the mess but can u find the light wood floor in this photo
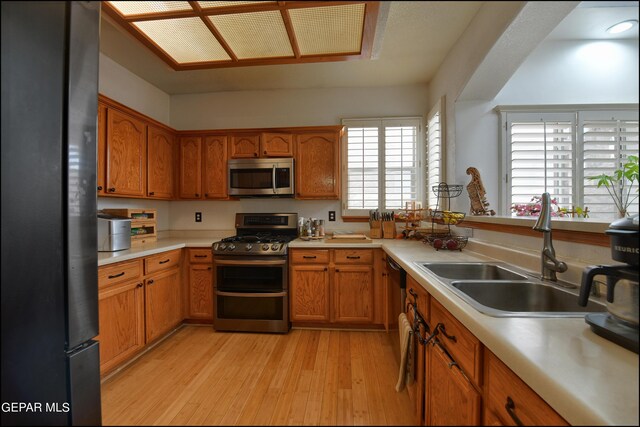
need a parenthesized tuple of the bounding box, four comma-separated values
(101, 326, 414, 426)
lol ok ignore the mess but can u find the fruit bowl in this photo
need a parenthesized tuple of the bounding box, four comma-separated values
(424, 234, 468, 251)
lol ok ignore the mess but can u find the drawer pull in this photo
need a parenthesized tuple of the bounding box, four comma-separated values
(159, 259, 170, 264)
(149, 191, 155, 196)
(136, 283, 143, 288)
(303, 255, 317, 259)
(108, 272, 125, 279)
(97, 185, 103, 191)
(346, 255, 361, 259)
(194, 254, 208, 258)
(436, 323, 457, 343)
(505, 397, 524, 426)
(147, 279, 154, 285)
(108, 187, 115, 192)
(335, 269, 340, 272)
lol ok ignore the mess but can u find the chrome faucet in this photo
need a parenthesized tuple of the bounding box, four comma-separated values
(532, 193, 568, 281)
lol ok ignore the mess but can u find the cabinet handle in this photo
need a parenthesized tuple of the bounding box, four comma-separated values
(324, 267, 328, 271)
(436, 323, 457, 343)
(195, 254, 207, 258)
(149, 191, 155, 196)
(147, 279, 154, 285)
(195, 193, 200, 197)
(108, 272, 125, 279)
(108, 187, 116, 192)
(159, 259, 170, 264)
(97, 185, 103, 191)
(204, 193, 208, 197)
(263, 150, 267, 155)
(254, 152, 258, 157)
(207, 267, 212, 270)
(335, 268, 340, 272)
(505, 397, 524, 426)
(303, 255, 317, 259)
(136, 283, 143, 288)
(346, 256, 361, 259)
(382, 273, 387, 277)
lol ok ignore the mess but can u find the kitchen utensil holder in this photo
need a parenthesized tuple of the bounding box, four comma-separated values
(382, 220, 397, 239)
(369, 220, 382, 239)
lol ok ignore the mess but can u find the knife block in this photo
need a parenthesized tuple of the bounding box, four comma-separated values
(370, 220, 382, 239)
(382, 220, 397, 239)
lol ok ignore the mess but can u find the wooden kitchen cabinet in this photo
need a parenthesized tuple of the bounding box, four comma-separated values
(229, 134, 260, 158)
(97, 102, 106, 195)
(97, 275, 145, 376)
(261, 132, 293, 157)
(178, 136, 202, 199)
(333, 250, 374, 323)
(145, 266, 181, 343)
(187, 249, 214, 320)
(295, 130, 341, 199)
(147, 125, 175, 199)
(203, 135, 228, 199)
(105, 107, 147, 197)
(405, 275, 429, 425)
(484, 349, 568, 426)
(290, 264, 331, 322)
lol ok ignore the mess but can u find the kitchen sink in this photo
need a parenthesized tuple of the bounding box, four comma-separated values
(414, 261, 607, 317)
(449, 281, 607, 317)
(418, 262, 527, 281)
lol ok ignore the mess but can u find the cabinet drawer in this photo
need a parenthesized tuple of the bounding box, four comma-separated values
(144, 249, 181, 275)
(99, 259, 142, 289)
(484, 349, 568, 426)
(290, 249, 330, 264)
(333, 249, 373, 264)
(189, 248, 212, 263)
(430, 298, 482, 385)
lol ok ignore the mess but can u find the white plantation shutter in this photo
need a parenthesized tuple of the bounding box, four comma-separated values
(427, 108, 442, 209)
(342, 118, 422, 216)
(507, 113, 575, 210)
(580, 112, 639, 218)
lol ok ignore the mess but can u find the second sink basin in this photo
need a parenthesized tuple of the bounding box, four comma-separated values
(418, 262, 527, 281)
(450, 281, 607, 316)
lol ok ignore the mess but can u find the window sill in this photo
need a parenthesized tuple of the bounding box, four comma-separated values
(457, 215, 612, 247)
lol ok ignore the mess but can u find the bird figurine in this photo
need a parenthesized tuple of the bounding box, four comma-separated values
(466, 167, 495, 216)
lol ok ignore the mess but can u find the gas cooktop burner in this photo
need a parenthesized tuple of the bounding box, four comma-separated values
(213, 213, 298, 256)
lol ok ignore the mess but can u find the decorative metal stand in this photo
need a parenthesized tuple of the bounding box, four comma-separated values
(425, 183, 467, 251)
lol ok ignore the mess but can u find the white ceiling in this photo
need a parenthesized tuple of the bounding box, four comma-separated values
(99, 1, 639, 96)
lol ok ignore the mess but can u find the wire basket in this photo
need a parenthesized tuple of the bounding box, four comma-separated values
(432, 183, 463, 198)
(429, 210, 466, 225)
(424, 234, 468, 251)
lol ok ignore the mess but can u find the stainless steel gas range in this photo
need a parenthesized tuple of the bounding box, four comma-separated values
(211, 213, 297, 333)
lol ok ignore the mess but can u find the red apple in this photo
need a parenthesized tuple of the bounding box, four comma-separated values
(446, 239, 458, 250)
(433, 238, 443, 249)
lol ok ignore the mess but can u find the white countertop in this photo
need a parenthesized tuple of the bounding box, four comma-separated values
(98, 237, 639, 425)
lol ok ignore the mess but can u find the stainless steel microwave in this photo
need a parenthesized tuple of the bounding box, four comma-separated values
(228, 157, 294, 197)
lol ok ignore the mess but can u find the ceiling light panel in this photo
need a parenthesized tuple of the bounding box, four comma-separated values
(133, 17, 231, 63)
(107, 1, 193, 17)
(289, 3, 365, 55)
(198, 1, 276, 9)
(209, 11, 294, 59)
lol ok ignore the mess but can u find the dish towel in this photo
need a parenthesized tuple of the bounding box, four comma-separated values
(395, 311, 414, 392)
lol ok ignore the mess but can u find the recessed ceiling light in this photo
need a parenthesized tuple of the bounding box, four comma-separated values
(606, 19, 638, 34)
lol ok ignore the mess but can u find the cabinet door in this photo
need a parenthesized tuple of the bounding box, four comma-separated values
(147, 125, 175, 199)
(106, 108, 146, 197)
(261, 132, 293, 157)
(178, 136, 202, 199)
(229, 134, 260, 158)
(97, 280, 145, 375)
(145, 267, 181, 343)
(290, 265, 330, 322)
(189, 263, 213, 319)
(427, 341, 481, 426)
(97, 103, 106, 195)
(295, 132, 340, 199)
(203, 135, 228, 199)
(333, 265, 373, 323)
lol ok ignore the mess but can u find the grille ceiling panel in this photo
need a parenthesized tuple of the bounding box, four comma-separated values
(103, 1, 379, 70)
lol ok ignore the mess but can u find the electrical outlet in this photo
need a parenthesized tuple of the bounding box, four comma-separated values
(328, 211, 336, 221)
(195, 212, 202, 222)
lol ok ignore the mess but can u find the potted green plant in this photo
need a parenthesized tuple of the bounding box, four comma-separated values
(588, 155, 639, 218)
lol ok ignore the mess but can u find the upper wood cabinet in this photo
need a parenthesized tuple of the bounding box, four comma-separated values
(295, 131, 341, 199)
(178, 136, 202, 199)
(105, 108, 147, 197)
(147, 125, 175, 199)
(261, 132, 293, 157)
(97, 103, 106, 195)
(229, 134, 260, 158)
(203, 135, 228, 199)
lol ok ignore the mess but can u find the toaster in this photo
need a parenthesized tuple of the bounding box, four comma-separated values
(98, 214, 131, 252)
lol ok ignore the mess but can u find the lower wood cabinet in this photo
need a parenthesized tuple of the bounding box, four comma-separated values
(187, 249, 214, 320)
(97, 278, 145, 376)
(145, 267, 181, 343)
(290, 265, 330, 322)
(333, 265, 373, 323)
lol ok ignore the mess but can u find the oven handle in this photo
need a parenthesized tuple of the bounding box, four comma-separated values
(272, 164, 277, 194)
(214, 259, 287, 266)
(216, 290, 287, 298)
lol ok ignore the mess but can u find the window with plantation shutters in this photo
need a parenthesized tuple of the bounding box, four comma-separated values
(502, 107, 639, 220)
(342, 118, 422, 216)
(427, 100, 443, 209)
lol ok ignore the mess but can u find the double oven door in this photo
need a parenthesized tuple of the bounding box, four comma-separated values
(213, 257, 289, 333)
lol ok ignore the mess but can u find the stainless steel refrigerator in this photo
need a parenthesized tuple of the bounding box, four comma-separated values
(1, 2, 102, 425)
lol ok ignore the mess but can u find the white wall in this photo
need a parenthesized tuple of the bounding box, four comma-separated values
(453, 38, 639, 213)
(99, 53, 171, 124)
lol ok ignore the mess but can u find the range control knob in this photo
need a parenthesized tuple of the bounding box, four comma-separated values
(245, 244, 253, 251)
(271, 243, 281, 251)
(228, 244, 236, 251)
(262, 244, 270, 251)
(219, 243, 227, 250)
(213, 243, 219, 251)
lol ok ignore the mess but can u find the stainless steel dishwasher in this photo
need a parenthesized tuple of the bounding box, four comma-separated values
(386, 255, 407, 366)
